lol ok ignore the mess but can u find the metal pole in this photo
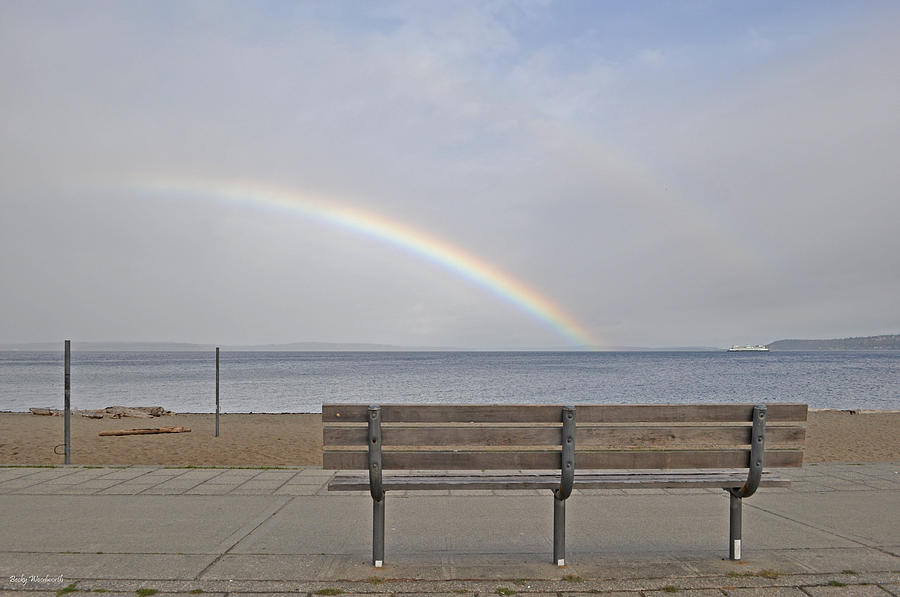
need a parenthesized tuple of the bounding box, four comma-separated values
(729, 492, 742, 560)
(64, 340, 71, 464)
(373, 496, 385, 567)
(553, 494, 566, 566)
(215, 347, 220, 437)
(368, 405, 385, 567)
(554, 405, 575, 567)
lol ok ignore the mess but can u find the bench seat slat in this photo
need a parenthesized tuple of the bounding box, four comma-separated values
(328, 470, 792, 491)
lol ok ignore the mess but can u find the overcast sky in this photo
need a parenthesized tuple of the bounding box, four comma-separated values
(2, 1, 898, 350)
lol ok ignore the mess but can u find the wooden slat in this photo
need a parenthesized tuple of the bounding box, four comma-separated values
(323, 404, 565, 423)
(324, 424, 805, 449)
(327, 470, 792, 491)
(330, 473, 560, 491)
(323, 448, 803, 470)
(768, 450, 805, 467)
(324, 426, 563, 447)
(576, 425, 805, 449)
(577, 403, 808, 423)
(576, 449, 803, 469)
(324, 403, 808, 423)
(324, 450, 561, 470)
(767, 426, 806, 447)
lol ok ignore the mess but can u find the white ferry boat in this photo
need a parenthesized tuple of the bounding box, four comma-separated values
(727, 345, 769, 352)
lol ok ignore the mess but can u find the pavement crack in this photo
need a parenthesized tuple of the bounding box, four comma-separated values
(744, 501, 898, 558)
(193, 494, 295, 580)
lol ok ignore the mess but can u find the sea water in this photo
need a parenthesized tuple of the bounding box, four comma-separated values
(0, 350, 897, 413)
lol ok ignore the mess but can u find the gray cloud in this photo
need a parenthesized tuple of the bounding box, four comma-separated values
(1, 2, 897, 348)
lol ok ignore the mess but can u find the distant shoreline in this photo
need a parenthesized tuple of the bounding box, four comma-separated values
(2, 333, 899, 352)
(4, 344, 900, 352)
(767, 334, 900, 351)
(1, 344, 760, 352)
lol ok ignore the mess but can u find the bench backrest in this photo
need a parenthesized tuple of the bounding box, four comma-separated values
(322, 403, 807, 471)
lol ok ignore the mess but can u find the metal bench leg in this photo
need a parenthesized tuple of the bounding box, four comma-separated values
(373, 497, 385, 567)
(729, 492, 741, 560)
(553, 493, 566, 567)
(554, 405, 575, 567)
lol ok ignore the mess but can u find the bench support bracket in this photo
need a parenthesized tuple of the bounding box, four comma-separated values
(368, 405, 385, 567)
(553, 405, 576, 566)
(727, 404, 766, 560)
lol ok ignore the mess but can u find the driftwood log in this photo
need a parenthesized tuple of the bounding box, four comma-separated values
(30, 406, 173, 418)
(99, 426, 190, 437)
(96, 406, 172, 419)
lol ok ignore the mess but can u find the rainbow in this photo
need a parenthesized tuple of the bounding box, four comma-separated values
(132, 178, 600, 349)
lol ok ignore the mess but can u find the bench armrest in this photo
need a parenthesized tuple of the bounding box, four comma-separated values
(368, 405, 385, 501)
(730, 404, 766, 499)
(556, 406, 576, 500)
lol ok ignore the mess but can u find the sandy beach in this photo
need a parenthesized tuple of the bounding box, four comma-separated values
(0, 409, 897, 466)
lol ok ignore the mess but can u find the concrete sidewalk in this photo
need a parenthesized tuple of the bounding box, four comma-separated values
(0, 462, 897, 596)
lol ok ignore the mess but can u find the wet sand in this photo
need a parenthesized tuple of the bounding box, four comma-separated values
(0, 409, 897, 466)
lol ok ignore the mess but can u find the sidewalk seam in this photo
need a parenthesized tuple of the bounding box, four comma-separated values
(3, 465, 89, 490)
(193, 495, 296, 580)
(92, 465, 164, 493)
(746, 501, 897, 557)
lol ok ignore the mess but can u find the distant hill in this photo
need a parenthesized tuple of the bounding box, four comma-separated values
(768, 334, 900, 351)
(0, 341, 456, 352)
(226, 341, 458, 352)
(0, 341, 214, 352)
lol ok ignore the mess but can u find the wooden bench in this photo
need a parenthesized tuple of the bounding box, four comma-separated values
(324, 403, 807, 567)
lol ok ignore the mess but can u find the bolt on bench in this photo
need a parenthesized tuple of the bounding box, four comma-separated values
(324, 403, 807, 567)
